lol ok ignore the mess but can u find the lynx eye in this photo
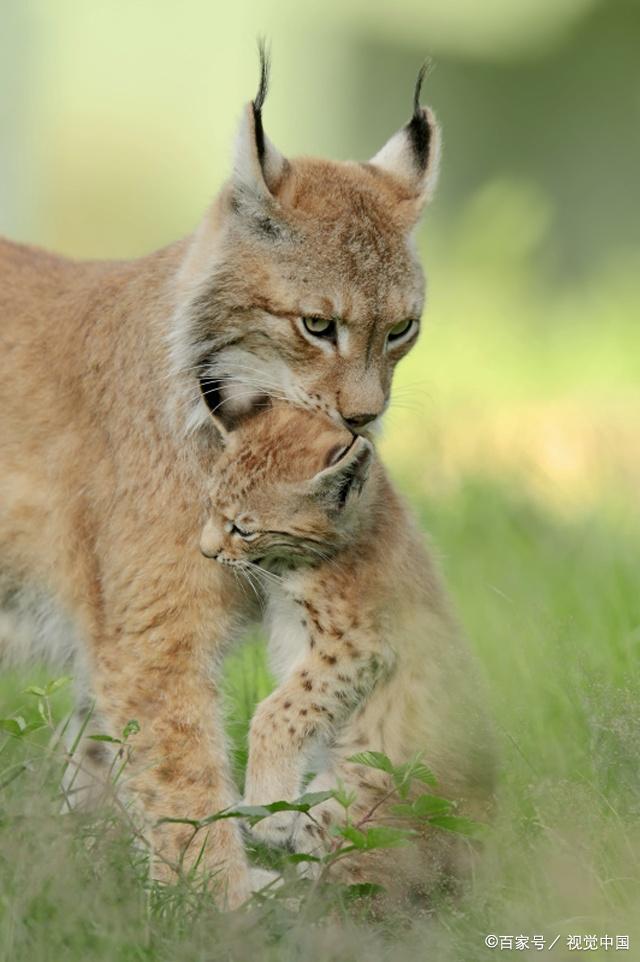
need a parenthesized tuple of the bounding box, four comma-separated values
(387, 319, 416, 343)
(230, 523, 258, 541)
(301, 316, 337, 340)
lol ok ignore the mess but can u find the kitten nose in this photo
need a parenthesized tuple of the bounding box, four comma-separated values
(342, 412, 377, 429)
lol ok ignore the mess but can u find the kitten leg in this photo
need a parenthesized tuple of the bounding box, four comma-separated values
(244, 642, 390, 847)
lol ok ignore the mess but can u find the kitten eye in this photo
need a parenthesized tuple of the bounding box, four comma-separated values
(387, 319, 416, 343)
(302, 316, 337, 341)
(230, 523, 258, 541)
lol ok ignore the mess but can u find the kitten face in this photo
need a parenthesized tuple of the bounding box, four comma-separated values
(200, 406, 374, 572)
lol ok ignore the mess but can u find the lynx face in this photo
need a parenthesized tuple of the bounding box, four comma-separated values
(200, 405, 374, 572)
(174, 61, 440, 436)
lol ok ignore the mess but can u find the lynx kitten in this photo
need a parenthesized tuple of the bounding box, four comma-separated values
(201, 403, 494, 898)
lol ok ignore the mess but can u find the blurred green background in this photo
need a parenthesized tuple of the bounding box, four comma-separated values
(1, 2, 639, 959)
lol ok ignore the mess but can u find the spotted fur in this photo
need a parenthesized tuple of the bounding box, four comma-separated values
(203, 404, 495, 901)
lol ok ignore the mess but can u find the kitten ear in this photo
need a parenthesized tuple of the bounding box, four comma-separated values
(312, 436, 374, 506)
(369, 62, 441, 213)
(232, 42, 288, 217)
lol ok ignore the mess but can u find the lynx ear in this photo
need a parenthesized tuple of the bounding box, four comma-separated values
(233, 42, 288, 203)
(311, 436, 374, 507)
(369, 62, 441, 210)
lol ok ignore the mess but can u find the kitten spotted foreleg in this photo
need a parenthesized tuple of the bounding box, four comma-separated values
(243, 642, 391, 848)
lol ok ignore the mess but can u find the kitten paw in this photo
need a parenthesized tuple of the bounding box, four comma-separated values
(246, 808, 299, 849)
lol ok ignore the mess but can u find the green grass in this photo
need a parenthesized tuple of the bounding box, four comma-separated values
(1, 475, 638, 961)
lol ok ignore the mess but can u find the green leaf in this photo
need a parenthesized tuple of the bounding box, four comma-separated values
(23, 685, 46, 698)
(412, 793, 452, 817)
(44, 676, 73, 696)
(393, 773, 413, 800)
(337, 825, 368, 848)
(292, 790, 334, 810)
(122, 719, 140, 739)
(429, 815, 486, 838)
(410, 763, 438, 787)
(285, 852, 322, 864)
(87, 734, 122, 744)
(0, 717, 26, 737)
(343, 882, 385, 900)
(21, 721, 46, 735)
(324, 844, 359, 862)
(391, 758, 438, 799)
(391, 793, 453, 820)
(332, 784, 357, 810)
(361, 826, 414, 849)
(347, 751, 394, 774)
(258, 791, 333, 816)
(337, 824, 414, 850)
(200, 805, 272, 825)
(159, 791, 335, 832)
(389, 803, 414, 817)
(0, 717, 45, 738)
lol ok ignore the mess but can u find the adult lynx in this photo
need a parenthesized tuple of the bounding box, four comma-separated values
(201, 403, 494, 900)
(0, 53, 440, 905)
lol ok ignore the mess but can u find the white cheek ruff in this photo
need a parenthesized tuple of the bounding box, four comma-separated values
(168, 289, 342, 435)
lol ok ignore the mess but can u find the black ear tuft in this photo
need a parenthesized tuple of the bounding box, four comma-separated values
(253, 38, 271, 164)
(406, 60, 432, 172)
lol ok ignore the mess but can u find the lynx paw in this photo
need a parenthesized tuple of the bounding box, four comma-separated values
(246, 808, 299, 849)
(291, 798, 343, 855)
(249, 866, 281, 893)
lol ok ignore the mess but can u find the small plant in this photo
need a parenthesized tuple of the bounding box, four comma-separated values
(159, 749, 485, 906)
(1, 678, 484, 916)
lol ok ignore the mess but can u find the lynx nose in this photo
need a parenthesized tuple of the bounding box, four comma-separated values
(342, 412, 377, 430)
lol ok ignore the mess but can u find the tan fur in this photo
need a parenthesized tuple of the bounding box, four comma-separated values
(0, 84, 439, 905)
(202, 404, 495, 902)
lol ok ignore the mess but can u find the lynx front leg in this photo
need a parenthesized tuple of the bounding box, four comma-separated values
(244, 640, 390, 847)
(87, 547, 255, 909)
